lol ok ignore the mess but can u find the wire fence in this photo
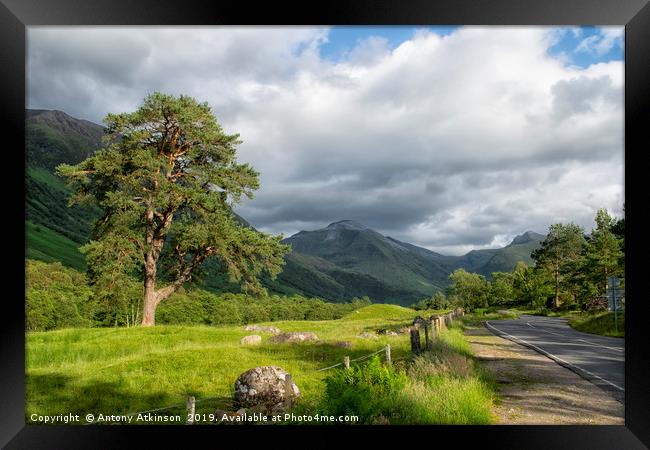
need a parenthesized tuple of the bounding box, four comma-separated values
(83, 344, 393, 425)
(83, 309, 466, 425)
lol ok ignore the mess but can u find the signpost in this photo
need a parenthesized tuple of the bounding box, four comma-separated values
(606, 276, 623, 334)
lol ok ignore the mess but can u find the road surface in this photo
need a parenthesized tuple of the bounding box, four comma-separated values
(485, 314, 624, 401)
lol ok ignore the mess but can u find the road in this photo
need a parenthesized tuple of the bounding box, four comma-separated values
(485, 314, 624, 400)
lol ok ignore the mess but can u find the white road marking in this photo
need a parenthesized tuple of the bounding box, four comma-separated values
(525, 321, 624, 352)
(486, 320, 624, 392)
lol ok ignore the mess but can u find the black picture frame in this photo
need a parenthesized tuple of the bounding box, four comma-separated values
(2, 0, 649, 448)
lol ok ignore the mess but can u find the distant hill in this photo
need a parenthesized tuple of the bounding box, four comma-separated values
(24, 108, 544, 306)
(279, 220, 543, 304)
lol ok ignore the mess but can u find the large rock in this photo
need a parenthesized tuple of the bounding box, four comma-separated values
(240, 335, 262, 346)
(244, 325, 281, 334)
(234, 366, 300, 412)
(269, 332, 319, 344)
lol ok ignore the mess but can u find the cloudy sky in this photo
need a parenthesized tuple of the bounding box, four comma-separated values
(27, 26, 624, 255)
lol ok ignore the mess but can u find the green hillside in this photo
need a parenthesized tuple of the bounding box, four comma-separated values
(25, 221, 86, 271)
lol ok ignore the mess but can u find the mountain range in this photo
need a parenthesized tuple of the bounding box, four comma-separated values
(25, 109, 544, 305)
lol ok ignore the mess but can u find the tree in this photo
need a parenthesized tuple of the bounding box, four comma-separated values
(511, 261, 553, 309)
(583, 209, 624, 294)
(489, 271, 514, 305)
(531, 223, 585, 309)
(447, 268, 489, 311)
(58, 93, 290, 326)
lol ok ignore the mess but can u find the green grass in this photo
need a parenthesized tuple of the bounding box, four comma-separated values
(568, 312, 624, 338)
(26, 304, 493, 425)
(26, 166, 68, 190)
(25, 221, 86, 271)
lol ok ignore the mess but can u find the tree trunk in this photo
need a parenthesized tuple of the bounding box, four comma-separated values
(554, 263, 559, 309)
(142, 253, 158, 326)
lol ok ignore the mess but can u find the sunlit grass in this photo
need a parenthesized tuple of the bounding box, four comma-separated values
(26, 304, 496, 425)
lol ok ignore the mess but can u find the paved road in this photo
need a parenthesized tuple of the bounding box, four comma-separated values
(485, 314, 624, 400)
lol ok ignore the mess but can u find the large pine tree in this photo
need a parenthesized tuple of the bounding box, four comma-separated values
(58, 92, 289, 326)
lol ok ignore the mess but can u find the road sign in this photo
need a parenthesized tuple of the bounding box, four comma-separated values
(606, 276, 623, 312)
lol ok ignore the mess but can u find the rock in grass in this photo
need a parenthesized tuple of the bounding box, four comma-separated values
(234, 366, 300, 412)
(333, 341, 352, 348)
(357, 332, 378, 340)
(269, 332, 319, 344)
(240, 335, 262, 346)
(244, 325, 281, 334)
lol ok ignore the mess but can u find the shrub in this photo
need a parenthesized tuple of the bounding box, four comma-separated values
(155, 293, 207, 325)
(26, 260, 96, 331)
(320, 357, 408, 424)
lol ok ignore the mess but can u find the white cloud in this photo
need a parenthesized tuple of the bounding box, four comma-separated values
(27, 26, 624, 255)
(575, 27, 623, 56)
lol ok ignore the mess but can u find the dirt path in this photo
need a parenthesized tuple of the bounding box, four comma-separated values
(465, 325, 624, 425)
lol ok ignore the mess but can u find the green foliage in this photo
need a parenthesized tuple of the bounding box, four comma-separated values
(532, 223, 586, 308)
(446, 269, 489, 311)
(25, 260, 372, 330)
(26, 260, 97, 331)
(489, 272, 514, 305)
(583, 209, 624, 292)
(511, 262, 554, 308)
(413, 291, 449, 310)
(319, 328, 494, 424)
(320, 357, 408, 423)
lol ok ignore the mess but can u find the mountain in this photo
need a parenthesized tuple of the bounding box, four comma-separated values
(24, 108, 544, 306)
(278, 221, 543, 304)
(25, 110, 105, 269)
(26, 109, 104, 170)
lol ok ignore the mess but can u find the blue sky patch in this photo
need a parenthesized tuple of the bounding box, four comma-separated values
(319, 25, 623, 68)
(320, 26, 458, 61)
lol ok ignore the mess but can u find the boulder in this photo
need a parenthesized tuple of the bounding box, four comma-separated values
(357, 332, 378, 340)
(333, 341, 352, 348)
(244, 325, 281, 334)
(234, 366, 300, 412)
(240, 335, 262, 346)
(269, 332, 319, 344)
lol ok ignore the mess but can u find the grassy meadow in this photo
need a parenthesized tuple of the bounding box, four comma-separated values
(26, 304, 497, 425)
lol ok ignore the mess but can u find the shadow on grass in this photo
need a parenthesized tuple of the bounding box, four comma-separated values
(25, 373, 235, 424)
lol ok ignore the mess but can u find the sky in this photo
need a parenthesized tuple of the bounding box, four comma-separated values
(27, 26, 624, 255)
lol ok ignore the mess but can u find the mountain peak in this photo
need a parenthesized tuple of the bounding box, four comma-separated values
(325, 220, 366, 231)
(511, 231, 544, 245)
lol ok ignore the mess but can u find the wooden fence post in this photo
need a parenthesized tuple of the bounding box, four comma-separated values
(424, 321, 433, 351)
(343, 356, 350, 370)
(186, 396, 195, 425)
(410, 327, 421, 355)
(430, 319, 436, 346)
(285, 374, 294, 410)
(385, 344, 391, 367)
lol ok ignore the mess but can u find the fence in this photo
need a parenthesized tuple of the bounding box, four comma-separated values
(409, 307, 464, 356)
(83, 343, 394, 425)
(83, 308, 463, 425)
